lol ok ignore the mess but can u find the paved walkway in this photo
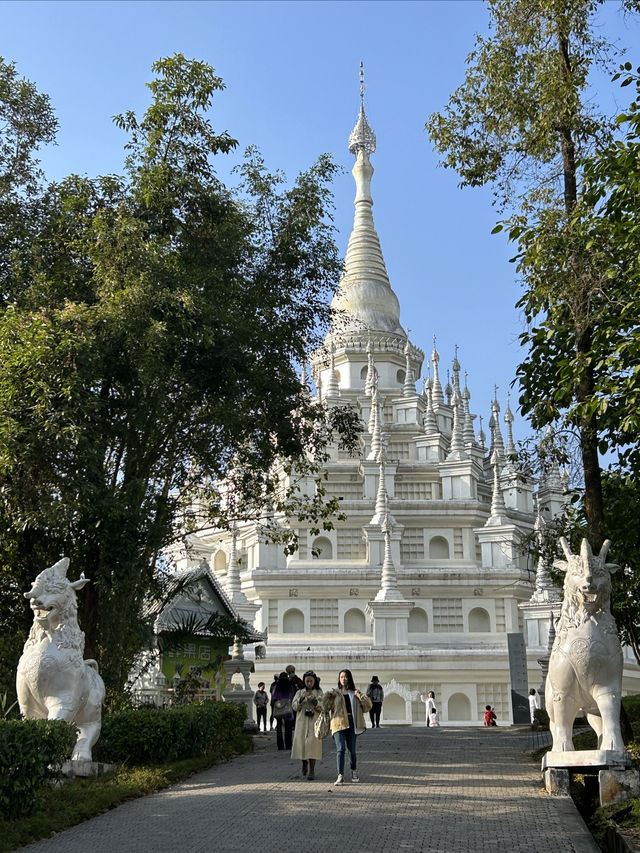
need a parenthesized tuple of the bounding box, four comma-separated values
(21, 726, 598, 853)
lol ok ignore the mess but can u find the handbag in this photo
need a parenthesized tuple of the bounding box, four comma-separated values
(272, 697, 292, 719)
(314, 710, 331, 739)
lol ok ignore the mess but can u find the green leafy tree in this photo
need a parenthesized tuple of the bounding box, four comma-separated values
(427, 0, 639, 549)
(0, 54, 357, 697)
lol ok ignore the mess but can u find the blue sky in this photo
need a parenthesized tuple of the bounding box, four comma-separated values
(3, 0, 639, 441)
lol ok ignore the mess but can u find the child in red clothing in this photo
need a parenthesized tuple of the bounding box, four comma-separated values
(484, 705, 497, 726)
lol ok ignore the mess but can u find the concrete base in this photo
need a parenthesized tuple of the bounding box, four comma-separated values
(542, 749, 632, 771)
(543, 767, 570, 796)
(61, 760, 116, 778)
(599, 768, 640, 808)
(243, 718, 259, 733)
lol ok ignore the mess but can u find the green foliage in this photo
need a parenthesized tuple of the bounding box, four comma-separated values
(94, 701, 246, 764)
(533, 707, 550, 729)
(0, 718, 75, 819)
(428, 1, 640, 547)
(0, 54, 358, 696)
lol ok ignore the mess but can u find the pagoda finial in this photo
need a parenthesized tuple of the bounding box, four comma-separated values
(349, 62, 376, 156)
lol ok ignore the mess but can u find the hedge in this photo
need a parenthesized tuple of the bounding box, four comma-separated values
(0, 719, 76, 819)
(94, 701, 246, 765)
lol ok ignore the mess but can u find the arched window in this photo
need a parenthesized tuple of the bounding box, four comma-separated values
(429, 536, 450, 559)
(468, 607, 491, 632)
(448, 692, 471, 721)
(360, 365, 368, 380)
(311, 536, 333, 559)
(396, 369, 406, 384)
(408, 607, 429, 633)
(282, 608, 304, 633)
(214, 550, 227, 573)
(344, 608, 366, 633)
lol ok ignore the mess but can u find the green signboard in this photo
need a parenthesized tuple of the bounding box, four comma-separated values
(161, 636, 229, 689)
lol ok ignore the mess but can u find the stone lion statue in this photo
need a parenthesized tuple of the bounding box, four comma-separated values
(16, 557, 105, 761)
(546, 537, 624, 754)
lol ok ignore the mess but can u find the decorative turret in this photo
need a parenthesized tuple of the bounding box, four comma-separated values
(445, 390, 467, 462)
(324, 341, 340, 401)
(403, 338, 415, 397)
(431, 338, 444, 408)
(486, 448, 509, 526)
(503, 393, 518, 473)
(490, 391, 505, 459)
(364, 335, 375, 396)
(529, 507, 562, 605)
(368, 379, 381, 461)
(477, 415, 486, 451)
(374, 506, 404, 602)
(462, 374, 476, 446)
(445, 371, 453, 406)
(423, 380, 438, 436)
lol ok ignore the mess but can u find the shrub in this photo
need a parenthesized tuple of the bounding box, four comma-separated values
(533, 707, 549, 729)
(0, 719, 76, 819)
(95, 701, 246, 765)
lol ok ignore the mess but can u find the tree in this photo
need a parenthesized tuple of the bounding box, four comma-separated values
(0, 54, 357, 698)
(427, 0, 639, 549)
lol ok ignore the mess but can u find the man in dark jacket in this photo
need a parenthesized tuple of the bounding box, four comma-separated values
(366, 675, 384, 728)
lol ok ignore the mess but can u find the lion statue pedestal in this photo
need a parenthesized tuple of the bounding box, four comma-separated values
(16, 557, 106, 765)
(541, 539, 637, 806)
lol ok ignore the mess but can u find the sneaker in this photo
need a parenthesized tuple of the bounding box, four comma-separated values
(351, 770, 359, 782)
(334, 774, 344, 785)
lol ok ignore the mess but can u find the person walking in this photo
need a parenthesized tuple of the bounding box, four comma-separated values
(321, 668, 372, 785)
(528, 688, 540, 725)
(366, 675, 384, 728)
(271, 672, 295, 750)
(253, 681, 269, 732)
(291, 670, 323, 780)
(268, 673, 278, 730)
(419, 690, 437, 726)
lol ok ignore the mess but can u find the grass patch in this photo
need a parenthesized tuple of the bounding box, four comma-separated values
(0, 734, 252, 853)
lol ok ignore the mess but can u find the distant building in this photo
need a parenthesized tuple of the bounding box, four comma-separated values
(168, 87, 640, 724)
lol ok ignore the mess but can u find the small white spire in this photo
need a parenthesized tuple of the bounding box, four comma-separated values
(491, 391, 505, 459)
(486, 447, 508, 525)
(504, 392, 517, 465)
(403, 337, 415, 397)
(462, 373, 475, 446)
(431, 337, 444, 408)
(368, 380, 381, 461)
(374, 500, 404, 601)
(325, 341, 340, 400)
(227, 525, 241, 599)
(364, 334, 375, 396)
(423, 383, 438, 435)
(445, 370, 453, 405)
(478, 415, 486, 450)
(446, 390, 467, 461)
(452, 345, 461, 395)
(529, 506, 562, 604)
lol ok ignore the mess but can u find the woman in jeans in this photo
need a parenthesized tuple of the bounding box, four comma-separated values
(321, 669, 372, 785)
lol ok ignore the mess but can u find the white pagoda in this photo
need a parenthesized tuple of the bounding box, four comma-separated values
(168, 78, 640, 724)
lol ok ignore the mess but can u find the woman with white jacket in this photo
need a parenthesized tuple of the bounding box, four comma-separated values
(291, 671, 323, 780)
(321, 669, 372, 785)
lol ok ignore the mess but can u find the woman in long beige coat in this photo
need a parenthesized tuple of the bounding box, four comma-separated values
(291, 671, 323, 780)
